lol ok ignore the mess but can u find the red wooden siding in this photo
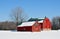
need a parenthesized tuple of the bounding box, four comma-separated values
(32, 21, 41, 32)
(17, 26, 32, 32)
(43, 17, 51, 30)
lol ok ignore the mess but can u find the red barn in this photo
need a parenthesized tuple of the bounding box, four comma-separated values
(17, 17, 51, 32)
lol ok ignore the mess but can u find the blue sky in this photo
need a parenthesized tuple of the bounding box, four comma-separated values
(0, 0, 60, 21)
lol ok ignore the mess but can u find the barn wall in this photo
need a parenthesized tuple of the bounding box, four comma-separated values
(17, 26, 32, 32)
(43, 18, 51, 30)
(32, 21, 41, 32)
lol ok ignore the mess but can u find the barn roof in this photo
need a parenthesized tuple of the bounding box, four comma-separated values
(18, 20, 44, 27)
(18, 21, 35, 27)
(28, 18, 44, 21)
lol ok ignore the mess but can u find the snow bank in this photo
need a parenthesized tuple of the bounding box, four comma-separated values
(0, 30, 60, 39)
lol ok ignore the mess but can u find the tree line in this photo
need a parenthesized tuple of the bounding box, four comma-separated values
(0, 21, 16, 30)
(52, 16, 60, 30)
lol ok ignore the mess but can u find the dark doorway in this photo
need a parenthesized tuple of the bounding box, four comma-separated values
(40, 23, 43, 30)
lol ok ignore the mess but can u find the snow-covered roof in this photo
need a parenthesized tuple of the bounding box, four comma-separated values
(38, 18, 45, 19)
(18, 21, 35, 27)
(18, 20, 44, 27)
(38, 20, 44, 23)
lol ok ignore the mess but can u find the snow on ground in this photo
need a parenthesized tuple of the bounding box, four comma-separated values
(0, 30, 60, 39)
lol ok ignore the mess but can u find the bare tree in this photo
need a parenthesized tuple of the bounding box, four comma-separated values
(10, 7, 27, 26)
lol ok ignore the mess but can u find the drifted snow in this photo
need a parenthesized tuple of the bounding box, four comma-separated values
(38, 18, 45, 19)
(0, 30, 60, 39)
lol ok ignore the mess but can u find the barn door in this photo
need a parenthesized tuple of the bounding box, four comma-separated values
(40, 23, 43, 30)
